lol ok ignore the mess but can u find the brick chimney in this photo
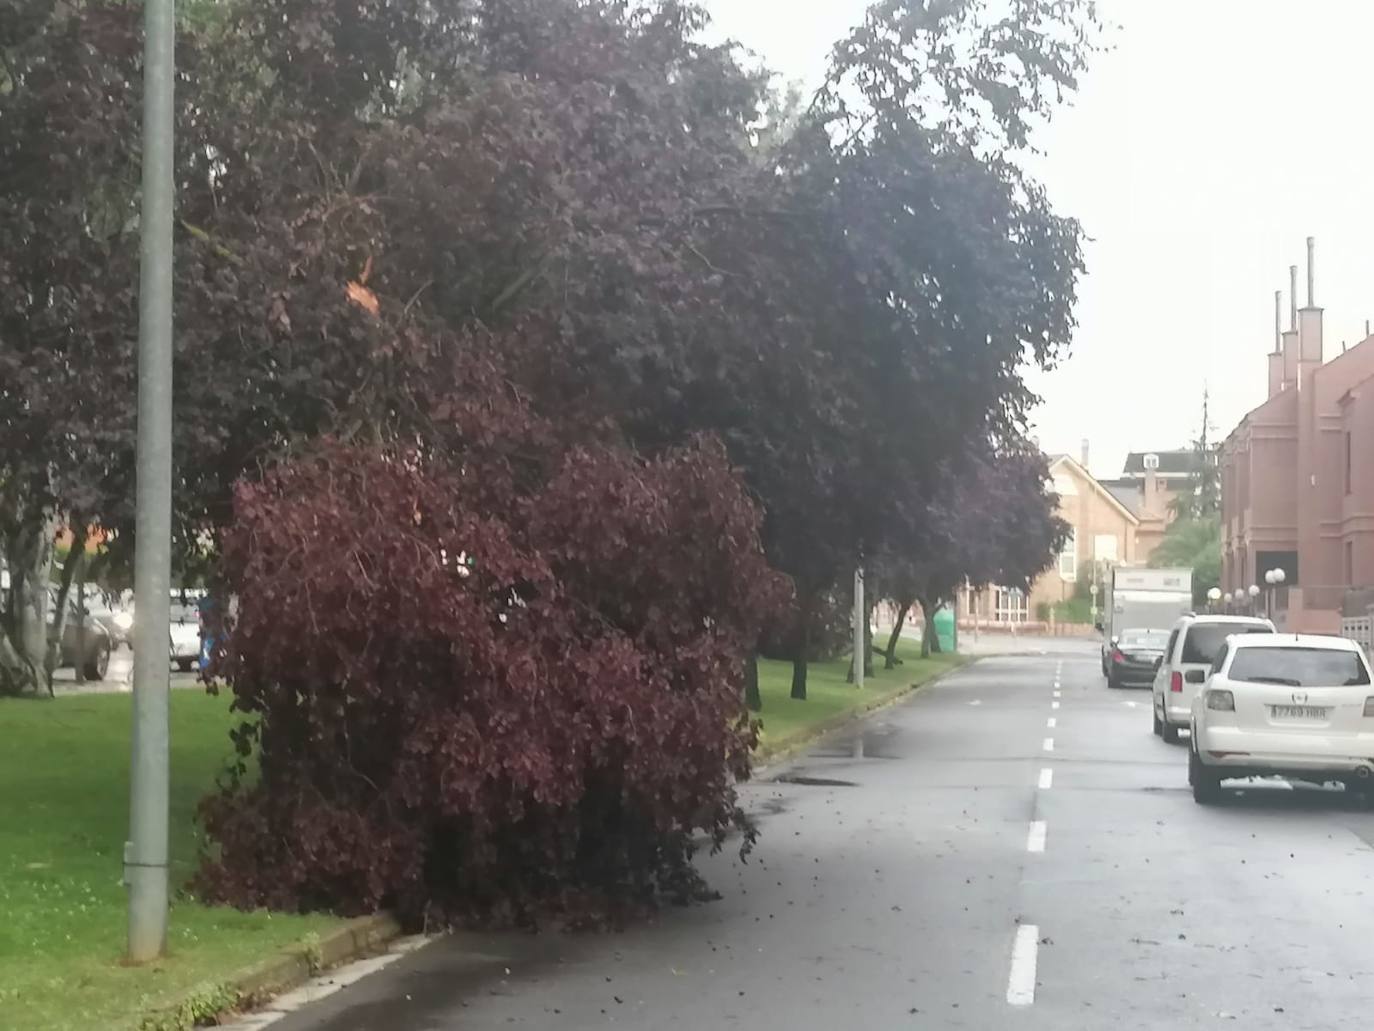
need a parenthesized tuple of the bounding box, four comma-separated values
(1143, 453, 1160, 516)
(1268, 289, 1285, 398)
(1297, 236, 1323, 390)
(1281, 264, 1300, 391)
(1080, 439, 1090, 471)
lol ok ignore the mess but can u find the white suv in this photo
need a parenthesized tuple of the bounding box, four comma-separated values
(1152, 614, 1275, 742)
(1189, 634, 1374, 803)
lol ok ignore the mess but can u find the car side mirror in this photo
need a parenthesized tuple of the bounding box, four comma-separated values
(1184, 669, 1206, 684)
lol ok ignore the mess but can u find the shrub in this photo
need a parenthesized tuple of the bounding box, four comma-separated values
(757, 587, 849, 662)
(195, 435, 785, 927)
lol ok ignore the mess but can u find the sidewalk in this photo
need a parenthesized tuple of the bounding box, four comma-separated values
(955, 630, 1098, 657)
(883, 623, 1098, 658)
(49, 648, 201, 696)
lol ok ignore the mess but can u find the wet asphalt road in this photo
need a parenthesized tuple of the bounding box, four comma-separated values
(266, 648, 1374, 1030)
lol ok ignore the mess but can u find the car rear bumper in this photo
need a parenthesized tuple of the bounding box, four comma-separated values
(1111, 665, 1156, 684)
(1195, 725, 1374, 776)
(1163, 699, 1192, 725)
(170, 640, 200, 660)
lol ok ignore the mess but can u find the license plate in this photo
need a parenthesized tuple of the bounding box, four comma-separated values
(1271, 705, 1328, 720)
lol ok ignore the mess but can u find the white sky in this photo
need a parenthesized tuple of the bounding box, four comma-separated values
(703, 0, 1374, 478)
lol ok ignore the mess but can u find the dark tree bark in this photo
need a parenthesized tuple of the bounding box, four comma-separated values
(863, 607, 875, 678)
(790, 589, 812, 700)
(49, 522, 87, 689)
(884, 601, 911, 669)
(745, 652, 762, 712)
(919, 595, 943, 658)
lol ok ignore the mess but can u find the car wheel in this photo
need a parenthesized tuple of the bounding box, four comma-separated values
(176, 658, 195, 673)
(1161, 717, 1180, 744)
(1152, 703, 1163, 737)
(83, 642, 111, 682)
(1190, 746, 1221, 804)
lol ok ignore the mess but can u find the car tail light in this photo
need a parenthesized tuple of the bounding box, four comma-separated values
(1364, 697, 1374, 717)
(1170, 671, 1183, 693)
(1206, 689, 1235, 711)
(1112, 648, 1125, 665)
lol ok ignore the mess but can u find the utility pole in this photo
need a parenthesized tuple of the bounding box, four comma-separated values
(126, 0, 176, 964)
(852, 564, 865, 688)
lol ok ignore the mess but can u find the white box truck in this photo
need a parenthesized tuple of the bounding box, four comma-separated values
(1099, 567, 1193, 671)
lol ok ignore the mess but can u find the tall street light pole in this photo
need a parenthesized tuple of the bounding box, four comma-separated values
(126, 0, 176, 963)
(852, 565, 865, 688)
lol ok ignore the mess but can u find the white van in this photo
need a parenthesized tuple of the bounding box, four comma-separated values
(1153, 614, 1274, 742)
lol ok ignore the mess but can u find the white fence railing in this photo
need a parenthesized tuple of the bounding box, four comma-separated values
(1344, 616, 1373, 658)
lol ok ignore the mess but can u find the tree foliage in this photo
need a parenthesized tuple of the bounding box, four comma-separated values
(2, 0, 1097, 916)
(875, 441, 1069, 660)
(199, 427, 785, 924)
(1149, 516, 1221, 607)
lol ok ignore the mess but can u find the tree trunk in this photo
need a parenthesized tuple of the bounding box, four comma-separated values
(884, 602, 910, 669)
(863, 606, 875, 678)
(0, 512, 58, 696)
(921, 597, 944, 658)
(790, 590, 811, 701)
(918, 595, 941, 658)
(49, 522, 87, 689)
(744, 652, 762, 712)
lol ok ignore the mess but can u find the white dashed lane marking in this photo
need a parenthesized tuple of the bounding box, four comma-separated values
(1007, 924, 1040, 1006)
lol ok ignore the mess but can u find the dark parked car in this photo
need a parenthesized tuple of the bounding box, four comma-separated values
(1105, 627, 1170, 688)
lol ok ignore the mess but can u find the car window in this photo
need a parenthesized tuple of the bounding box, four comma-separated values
(1120, 630, 1170, 649)
(1228, 647, 1372, 688)
(1211, 644, 1230, 675)
(1181, 623, 1271, 665)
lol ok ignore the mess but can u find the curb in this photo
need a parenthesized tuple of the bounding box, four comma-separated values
(753, 655, 975, 773)
(138, 912, 402, 1031)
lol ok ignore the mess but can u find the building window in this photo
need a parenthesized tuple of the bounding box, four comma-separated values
(1347, 541, 1356, 586)
(1058, 529, 1077, 580)
(995, 587, 1028, 624)
(1346, 432, 1354, 496)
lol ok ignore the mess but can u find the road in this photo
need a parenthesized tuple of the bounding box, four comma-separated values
(261, 644, 1374, 1030)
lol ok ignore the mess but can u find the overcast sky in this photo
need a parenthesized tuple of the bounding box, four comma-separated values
(703, 0, 1374, 478)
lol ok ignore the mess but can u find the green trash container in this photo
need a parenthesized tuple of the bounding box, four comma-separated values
(934, 605, 956, 653)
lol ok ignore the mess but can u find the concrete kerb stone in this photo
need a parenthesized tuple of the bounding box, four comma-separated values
(140, 912, 403, 1031)
(753, 655, 976, 774)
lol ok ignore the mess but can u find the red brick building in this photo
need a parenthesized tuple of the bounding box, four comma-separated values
(1220, 240, 1374, 633)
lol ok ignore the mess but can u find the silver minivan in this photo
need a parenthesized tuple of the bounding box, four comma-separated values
(1153, 614, 1275, 742)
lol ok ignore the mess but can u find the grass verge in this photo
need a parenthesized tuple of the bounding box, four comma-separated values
(0, 688, 341, 1031)
(755, 639, 967, 760)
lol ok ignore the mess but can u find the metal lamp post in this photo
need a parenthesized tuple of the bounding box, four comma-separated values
(1248, 584, 1261, 616)
(1207, 586, 1222, 613)
(1264, 568, 1287, 621)
(127, 0, 176, 964)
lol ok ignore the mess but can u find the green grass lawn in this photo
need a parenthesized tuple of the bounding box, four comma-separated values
(0, 689, 340, 1031)
(755, 638, 966, 755)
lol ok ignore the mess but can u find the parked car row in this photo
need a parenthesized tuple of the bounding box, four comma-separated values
(1120, 612, 1374, 806)
(46, 588, 210, 679)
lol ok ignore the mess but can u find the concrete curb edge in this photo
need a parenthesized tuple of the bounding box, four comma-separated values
(139, 912, 402, 1031)
(753, 655, 976, 773)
